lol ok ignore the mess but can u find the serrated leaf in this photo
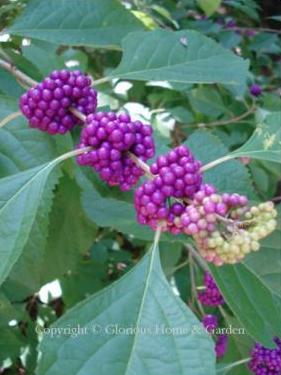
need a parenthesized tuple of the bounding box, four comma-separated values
(37, 233, 216, 375)
(80, 175, 184, 243)
(0, 151, 77, 286)
(0, 96, 59, 176)
(230, 112, 281, 163)
(111, 30, 249, 87)
(8, 0, 145, 49)
(2, 170, 60, 300)
(185, 130, 257, 199)
(197, 0, 222, 16)
(42, 175, 97, 282)
(210, 261, 281, 347)
(244, 205, 281, 299)
(188, 87, 229, 118)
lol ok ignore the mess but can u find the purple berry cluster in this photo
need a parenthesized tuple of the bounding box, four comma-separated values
(19, 70, 97, 134)
(76, 112, 155, 191)
(198, 272, 224, 307)
(202, 314, 228, 359)
(249, 338, 281, 375)
(135, 146, 202, 232)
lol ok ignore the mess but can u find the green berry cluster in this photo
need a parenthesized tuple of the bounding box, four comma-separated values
(195, 201, 277, 265)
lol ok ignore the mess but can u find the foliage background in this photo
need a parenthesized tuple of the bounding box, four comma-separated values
(0, 0, 280, 374)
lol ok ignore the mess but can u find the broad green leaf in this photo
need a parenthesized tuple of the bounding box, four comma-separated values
(37, 233, 216, 375)
(188, 87, 230, 118)
(111, 30, 249, 87)
(210, 261, 281, 347)
(42, 175, 97, 282)
(2, 170, 60, 300)
(81, 176, 185, 243)
(244, 205, 281, 299)
(0, 327, 25, 362)
(186, 130, 257, 199)
(9, 0, 145, 49)
(0, 95, 60, 176)
(197, 0, 222, 16)
(0, 70, 24, 97)
(82, 180, 159, 241)
(229, 112, 281, 163)
(0, 150, 78, 286)
(220, 315, 253, 375)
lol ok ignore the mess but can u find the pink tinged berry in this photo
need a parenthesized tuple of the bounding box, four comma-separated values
(186, 223, 199, 235)
(216, 203, 228, 216)
(204, 201, 216, 214)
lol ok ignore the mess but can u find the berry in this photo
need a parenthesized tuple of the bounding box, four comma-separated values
(215, 334, 228, 358)
(249, 337, 281, 375)
(202, 314, 218, 332)
(76, 112, 155, 191)
(19, 70, 97, 134)
(250, 84, 262, 97)
(198, 272, 224, 307)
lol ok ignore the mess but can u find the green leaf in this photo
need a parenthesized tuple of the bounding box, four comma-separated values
(2, 170, 60, 300)
(186, 130, 257, 199)
(0, 70, 24, 97)
(0, 150, 79, 286)
(0, 327, 25, 362)
(230, 112, 281, 163)
(37, 232, 216, 375)
(0, 96, 59, 176)
(197, 0, 222, 16)
(111, 30, 249, 87)
(82, 181, 156, 241)
(8, 0, 145, 49)
(210, 261, 281, 346)
(244, 205, 281, 299)
(188, 87, 230, 118)
(80, 173, 184, 243)
(42, 175, 97, 282)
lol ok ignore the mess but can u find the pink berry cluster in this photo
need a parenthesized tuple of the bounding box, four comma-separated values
(202, 314, 228, 359)
(198, 272, 224, 307)
(249, 337, 281, 375)
(20, 70, 97, 134)
(76, 112, 154, 191)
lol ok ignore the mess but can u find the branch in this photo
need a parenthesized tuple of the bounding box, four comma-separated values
(231, 26, 281, 35)
(0, 58, 38, 87)
(202, 105, 256, 128)
(200, 155, 233, 173)
(0, 111, 22, 129)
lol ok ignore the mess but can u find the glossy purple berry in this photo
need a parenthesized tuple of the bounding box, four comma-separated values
(19, 69, 97, 134)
